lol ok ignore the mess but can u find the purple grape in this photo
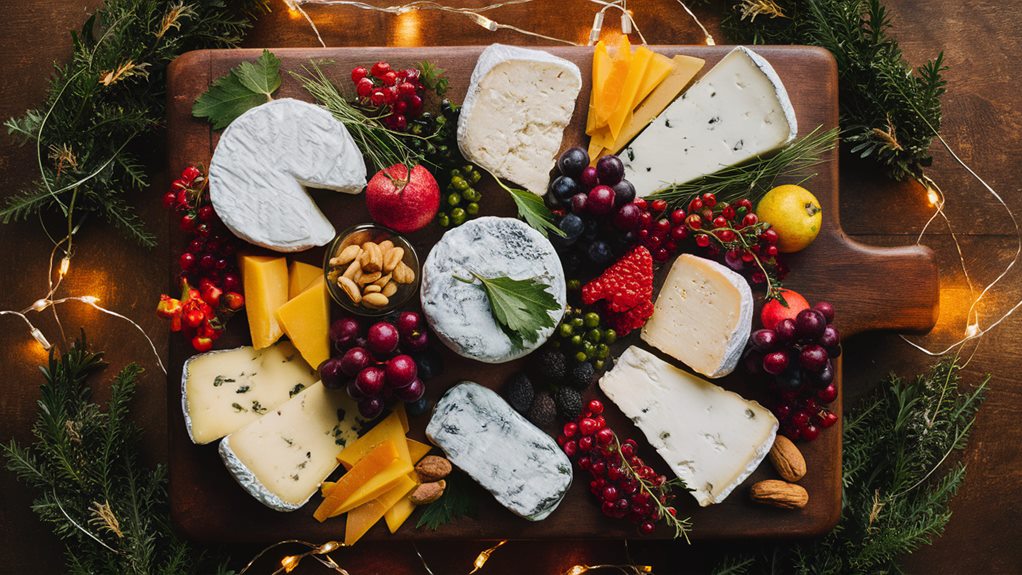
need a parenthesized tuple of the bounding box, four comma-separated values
(402, 330, 429, 352)
(329, 317, 362, 351)
(570, 192, 589, 214)
(763, 351, 789, 375)
(357, 396, 385, 419)
(319, 358, 346, 389)
(339, 347, 371, 377)
(580, 166, 599, 189)
(744, 351, 764, 375)
(724, 248, 744, 271)
(613, 203, 641, 231)
(820, 325, 840, 349)
(750, 328, 779, 352)
(775, 319, 797, 343)
(596, 155, 624, 185)
(587, 185, 616, 215)
(611, 179, 636, 206)
(550, 175, 580, 203)
(794, 309, 827, 340)
(367, 322, 400, 355)
(813, 301, 835, 323)
(385, 354, 418, 388)
(814, 360, 834, 386)
(395, 311, 423, 338)
(395, 378, 425, 402)
(557, 146, 589, 178)
(346, 379, 364, 400)
(800, 344, 829, 372)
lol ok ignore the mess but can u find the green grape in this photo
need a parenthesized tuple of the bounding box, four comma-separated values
(466, 202, 480, 216)
(558, 323, 574, 338)
(451, 169, 461, 177)
(566, 279, 581, 291)
(470, 169, 482, 183)
(463, 187, 481, 202)
(450, 208, 467, 226)
(438, 213, 450, 227)
(571, 317, 584, 328)
(575, 351, 588, 363)
(583, 341, 595, 356)
(584, 329, 601, 343)
(594, 359, 605, 371)
(570, 335, 583, 347)
(596, 344, 610, 359)
(604, 329, 617, 344)
(583, 312, 601, 328)
(447, 192, 462, 206)
(454, 178, 470, 191)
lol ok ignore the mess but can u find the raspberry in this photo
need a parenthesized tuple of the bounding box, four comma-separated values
(606, 300, 654, 335)
(582, 247, 654, 335)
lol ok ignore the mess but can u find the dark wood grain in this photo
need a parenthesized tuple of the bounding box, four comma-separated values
(1, 1, 1020, 573)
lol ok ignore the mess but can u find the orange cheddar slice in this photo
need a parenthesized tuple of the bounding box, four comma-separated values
(633, 51, 674, 109)
(313, 440, 399, 522)
(275, 275, 330, 369)
(337, 410, 410, 469)
(608, 46, 654, 141)
(586, 40, 611, 135)
(406, 438, 432, 464)
(384, 490, 418, 534)
(327, 456, 413, 516)
(593, 35, 632, 129)
(344, 474, 418, 546)
(394, 402, 410, 433)
(239, 254, 288, 349)
(288, 260, 323, 300)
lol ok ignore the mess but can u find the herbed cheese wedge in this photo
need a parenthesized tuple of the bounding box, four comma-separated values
(181, 340, 317, 444)
(599, 346, 778, 507)
(641, 254, 752, 378)
(209, 98, 367, 252)
(622, 46, 797, 197)
(426, 382, 573, 521)
(458, 44, 582, 196)
(219, 381, 362, 512)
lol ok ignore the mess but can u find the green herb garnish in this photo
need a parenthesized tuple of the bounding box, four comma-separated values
(193, 49, 281, 130)
(453, 272, 560, 347)
(416, 471, 476, 531)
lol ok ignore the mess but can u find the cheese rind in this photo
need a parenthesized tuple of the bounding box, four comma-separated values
(426, 382, 573, 521)
(641, 254, 753, 378)
(622, 46, 797, 197)
(599, 346, 778, 507)
(209, 98, 367, 252)
(181, 341, 317, 444)
(458, 44, 582, 196)
(219, 382, 362, 512)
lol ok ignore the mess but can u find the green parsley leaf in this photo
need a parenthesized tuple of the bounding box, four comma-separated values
(505, 186, 565, 239)
(193, 49, 281, 130)
(454, 272, 560, 347)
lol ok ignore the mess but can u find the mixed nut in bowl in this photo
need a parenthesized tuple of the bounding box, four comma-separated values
(324, 224, 419, 316)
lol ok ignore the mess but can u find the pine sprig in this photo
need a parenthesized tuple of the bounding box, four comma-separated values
(2, 0, 268, 247)
(712, 358, 986, 575)
(722, 0, 946, 181)
(3, 334, 234, 575)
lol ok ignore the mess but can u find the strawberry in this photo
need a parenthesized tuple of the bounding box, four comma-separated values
(582, 246, 655, 336)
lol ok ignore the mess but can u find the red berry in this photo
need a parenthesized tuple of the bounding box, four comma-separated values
(688, 198, 703, 213)
(197, 205, 215, 222)
(563, 440, 578, 458)
(654, 218, 671, 233)
(791, 410, 811, 428)
(602, 485, 618, 501)
(670, 225, 689, 241)
(695, 234, 711, 248)
(763, 351, 789, 375)
(686, 214, 702, 230)
(191, 335, 214, 352)
(701, 192, 717, 207)
(381, 70, 398, 86)
(651, 199, 667, 213)
(819, 409, 839, 428)
(563, 422, 578, 438)
(579, 435, 595, 452)
(722, 205, 736, 220)
(801, 423, 821, 441)
(718, 229, 736, 242)
(742, 213, 759, 227)
(179, 252, 196, 270)
(596, 427, 614, 445)
(370, 89, 387, 106)
(578, 456, 592, 470)
(669, 209, 686, 224)
(181, 165, 201, 183)
(356, 77, 374, 98)
(738, 198, 753, 211)
(179, 213, 197, 232)
(593, 415, 606, 429)
(588, 399, 604, 415)
(351, 66, 369, 83)
(765, 245, 779, 257)
(633, 198, 647, 210)
(580, 417, 598, 436)
(370, 61, 391, 78)
(712, 216, 728, 229)
(762, 228, 779, 244)
(397, 81, 417, 96)
(162, 191, 178, 209)
(391, 114, 408, 131)
(817, 384, 838, 403)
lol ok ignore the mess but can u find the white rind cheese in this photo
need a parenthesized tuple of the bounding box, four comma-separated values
(458, 44, 582, 196)
(209, 98, 367, 252)
(599, 346, 777, 507)
(641, 254, 753, 378)
(426, 382, 573, 521)
(622, 46, 797, 197)
(219, 381, 362, 512)
(420, 217, 565, 363)
(182, 341, 319, 444)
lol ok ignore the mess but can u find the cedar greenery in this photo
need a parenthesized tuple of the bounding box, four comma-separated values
(2, 0, 267, 248)
(721, 0, 947, 182)
(3, 334, 233, 575)
(713, 359, 986, 574)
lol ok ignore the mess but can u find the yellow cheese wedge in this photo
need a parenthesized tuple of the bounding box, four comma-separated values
(344, 474, 418, 545)
(593, 35, 632, 129)
(608, 46, 654, 141)
(314, 440, 399, 522)
(327, 456, 413, 516)
(633, 52, 674, 109)
(406, 438, 432, 464)
(384, 489, 418, 534)
(338, 411, 411, 469)
(394, 402, 410, 433)
(240, 254, 288, 349)
(288, 260, 323, 300)
(586, 40, 610, 135)
(275, 275, 330, 369)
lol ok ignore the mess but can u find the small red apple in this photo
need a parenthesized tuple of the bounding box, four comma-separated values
(761, 289, 810, 330)
(365, 163, 440, 233)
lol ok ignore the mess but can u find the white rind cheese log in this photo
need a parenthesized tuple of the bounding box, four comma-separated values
(600, 346, 778, 507)
(622, 46, 797, 197)
(458, 44, 582, 196)
(641, 254, 753, 378)
(426, 382, 573, 521)
(420, 217, 566, 363)
(219, 382, 361, 512)
(209, 98, 367, 252)
(182, 341, 318, 444)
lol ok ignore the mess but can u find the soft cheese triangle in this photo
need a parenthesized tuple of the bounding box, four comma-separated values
(458, 44, 582, 195)
(209, 98, 367, 252)
(600, 346, 778, 507)
(622, 46, 797, 197)
(641, 254, 752, 378)
(420, 217, 566, 363)
(426, 382, 573, 521)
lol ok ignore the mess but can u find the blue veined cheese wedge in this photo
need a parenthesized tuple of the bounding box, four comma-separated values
(600, 346, 778, 507)
(426, 382, 573, 521)
(622, 46, 798, 197)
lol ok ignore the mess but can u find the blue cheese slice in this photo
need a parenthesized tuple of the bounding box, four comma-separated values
(209, 98, 367, 252)
(640, 254, 753, 378)
(622, 46, 797, 197)
(219, 382, 362, 512)
(458, 44, 582, 195)
(426, 382, 573, 521)
(182, 341, 319, 444)
(599, 346, 778, 507)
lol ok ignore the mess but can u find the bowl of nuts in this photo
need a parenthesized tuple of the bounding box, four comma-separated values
(324, 224, 419, 316)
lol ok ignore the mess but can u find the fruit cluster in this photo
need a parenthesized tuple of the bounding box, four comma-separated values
(407, 100, 462, 170)
(745, 297, 841, 442)
(437, 164, 483, 228)
(320, 312, 443, 419)
(157, 165, 245, 351)
(558, 400, 689, 537)
(350, 62, 427, 131)
(504, 349, 596, 425)
(550, 306, 616, 369)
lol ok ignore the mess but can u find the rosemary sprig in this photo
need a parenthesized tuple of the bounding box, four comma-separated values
(648, 126, 838, 210)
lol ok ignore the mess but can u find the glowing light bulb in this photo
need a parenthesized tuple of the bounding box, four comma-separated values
(31, 299, 48, 312)
(81, 295, 99, 305)
(59, 256, 71, 277)
(30, 327, 52, 350)
(927, 188, 940, 206)
(966, 322, 980, 337)
(280, 554, 300, 572)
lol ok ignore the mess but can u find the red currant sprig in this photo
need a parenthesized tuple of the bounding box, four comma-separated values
(350, 62, 427, 131)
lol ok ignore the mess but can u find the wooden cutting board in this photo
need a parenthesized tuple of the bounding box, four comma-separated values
(165, 46, 938, 543)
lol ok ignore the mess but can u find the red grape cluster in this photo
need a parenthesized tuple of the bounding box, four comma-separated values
(157, 165, 244, 352)
(321, 312, 440, 419)
(350, 62, 426, 131)
(746, 303, 841, 441)
(557, 400, 687, 537)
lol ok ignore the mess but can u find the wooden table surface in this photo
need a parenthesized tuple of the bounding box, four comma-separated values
(1, 1, 1019, 573)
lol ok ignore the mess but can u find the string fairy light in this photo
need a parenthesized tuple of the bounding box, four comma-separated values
(562, 564, 653, 575)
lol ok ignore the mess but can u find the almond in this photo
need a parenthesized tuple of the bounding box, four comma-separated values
(331, 244, 361, 266)
(378, 240, 394, 252)
(358, 271, 382, 286)
(364, 284, 382, 294)
(337, 276, 361, 304)
(383, 247, 405, 273)
(382, 281, 398, 297)
(769, 435, 807, 482)
(360, 242, 382, 273)
(342, 259, 361, 281)
(750, 480, 808, 510)
(362, 293, 390, 308)
(409, 480, 446, 505)
(393, 261, 415, 284)
(414, 456, 452, 482)
(373, 273, 392, 287)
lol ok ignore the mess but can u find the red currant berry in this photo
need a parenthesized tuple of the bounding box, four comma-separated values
(653, 247, 670, 261)
(633, 198, 648, 210)
(179, 214, 197, 232)
(669, 209, 686, 224)
(620, 442, 635, 458)
(197, 205, 215, 222)
(651, 199, 667, 213)
(580, 417, 598, 436)
(370, 89, 387, 106)
(391, 114, 408, 131)
(761, 228, 779, 244)
(695, 234, 711, 248)
(764, 245, 779, 257)
(596, 427, 614, 446)
(712, 216, 728, 228)
(722, 205, 736, 220)
(688, 198, 703, 213)
(397, 81, 417, 96)
(664, 240, 679, 253)
(370, 61, 391, 78)
(381, 70, 398, 86)
(701, 192, 717, 207)
(162, 191, 177, 209)
(686, 214, 702, 230)
(593, 415, 606, 429)
(817, 384, 838, 403)
(742, 213, 759, 227)
(638, 211, 653, 229)
(356, 77, 374, 98)
(588, 399, 604, 415)
(578, 456, 592, 470)
(406, 94, 423, 114)
(718, 229, 736, 242)
(591, 460, 606, 477)
(564, 440, 578, 457)
(351, 66, 369, 83)
(179, 252, 196, 270)
(791, 410, 811, 428)
(670, 225, 689, 241)
(181, 165, 201, 183)
(601, 501, 617, 517)
(819, 410, 839, 428)
(738, 198, 753, 211)
(578, 435, 595, 452)
(654, 218, 671, 234)
(563, 422, 578, 438)
(802, 423, 821, 441)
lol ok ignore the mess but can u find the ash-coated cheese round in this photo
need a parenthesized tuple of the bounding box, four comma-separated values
(209, 98, 367, 252)
(420, 217, 566, 363)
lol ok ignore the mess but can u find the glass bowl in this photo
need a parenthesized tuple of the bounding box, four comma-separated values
(324, 224, 420, 317)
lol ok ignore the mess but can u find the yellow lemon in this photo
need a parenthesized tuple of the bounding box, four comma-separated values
(756, 185, 822, 253)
